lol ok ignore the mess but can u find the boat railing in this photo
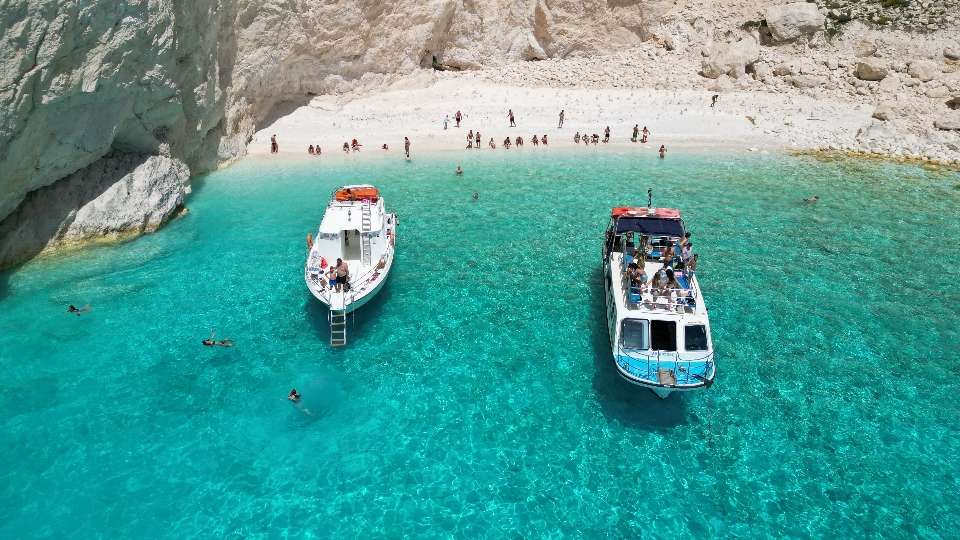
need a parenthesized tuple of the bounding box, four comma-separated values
(616, 346, 715, 387)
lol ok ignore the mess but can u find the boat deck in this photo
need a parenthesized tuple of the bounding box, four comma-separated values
(615, 353, 713, 387)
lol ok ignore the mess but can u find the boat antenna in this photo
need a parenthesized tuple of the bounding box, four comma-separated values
(647, 188, 653, 209)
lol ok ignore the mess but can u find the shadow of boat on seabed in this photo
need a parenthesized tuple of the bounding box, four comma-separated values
(587, 267, 689, 431)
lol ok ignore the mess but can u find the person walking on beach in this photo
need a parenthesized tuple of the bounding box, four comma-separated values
(508, 109, 516, 127)
(603, 126, 610, 143)
(404, 137, 411, 158)
(558, 109, 564, 128)
(270, 134, 278, 154)
(711, 94, 719, 108)
(632, 124, 639, 142)
(467, 129, 473, 144)
(444, 115, 449, 130)
(541, 134, 547, 146)
(659, 145, 666, 159)
(455, 110, 462, 127)
(641, 126, 649, 143)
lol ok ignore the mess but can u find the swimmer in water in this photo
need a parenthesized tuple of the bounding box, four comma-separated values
(67, 304, 91, 316)
(288, 388, 301, 401)
(472, 192, 479, 201)
(201, 330, 233, 347)
(803, 195, 819, 204)
(455, 164, 463, 175)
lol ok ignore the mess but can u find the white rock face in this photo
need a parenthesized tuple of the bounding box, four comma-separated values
(0, 154, 189, 268)
(765, 3, 826, 43)
(700, 37, 760, 79)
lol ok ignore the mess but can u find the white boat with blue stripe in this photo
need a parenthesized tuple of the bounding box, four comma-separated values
(602, 204, 716, 398)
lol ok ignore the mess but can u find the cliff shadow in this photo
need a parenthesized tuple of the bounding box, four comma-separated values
(0, 152, 144, 272)
(588, 266, 688, 431)
(258, 97, 315, 134)
(0, 268, 9, 302)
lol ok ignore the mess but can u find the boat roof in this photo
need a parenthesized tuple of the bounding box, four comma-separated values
(319, 198, 385, 233)
(613, 208, 684, 236)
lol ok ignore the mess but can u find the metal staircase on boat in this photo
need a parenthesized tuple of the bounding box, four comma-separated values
(361, 199, 372, 266)
(329, 296, 347, 347)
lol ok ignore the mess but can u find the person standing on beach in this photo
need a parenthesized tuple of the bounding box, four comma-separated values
(475, 131, 481, 148)
(467, 129, 473, 145)
(270, 134, 278, 154)
(558, 109, 564, 128)
(404, 137, 411, 158)
(641, 126, 650, 143)
(508, 109, 516, 127)
(659, 145, 666, 159)
(444, 115, 449, 130)
(455, 110, 462, 127)
(603, 126, 610, 143)
(711, 94, 719, 108)
(632, 124, 639, 142)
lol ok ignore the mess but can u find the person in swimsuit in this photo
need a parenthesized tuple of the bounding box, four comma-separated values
(202, 330, 233, 347)
(558, 109, 564, 128)
(444, 115, 449, 130)
(711, 94, 719, 108)
(532, 135, 539, 146)
(515, 136, 523, 147)
(541, 134, 547, 145)
(632, 124, 639, 142)
(508, 109, 515, 127)
(467, 130, 473, 144)
(335, 258, 349, 292)
(270, 134, 278, 153)
(308, 145, 314, 155)
(659, 144, 666, 159)
(488, 138, 496, 149)
(455, 165, 463, 175)
(67, 304, 91, 316)
(603, 126, 610, 143)
(574, 132, 580, 144)
(503, 137, 511, 149)
(642, 126, 650, 143)
(475, 131, 481, 148)
(288, 389, 301, 401)
(404, 137, 411, 158)
(455, 110, 462, 127)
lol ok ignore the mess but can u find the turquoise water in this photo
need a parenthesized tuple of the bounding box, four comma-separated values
(1, 149, 959, 538)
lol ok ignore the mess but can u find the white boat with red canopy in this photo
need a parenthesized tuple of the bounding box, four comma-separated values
(602, 204, 716, 398)
(305, 185, 396, 346)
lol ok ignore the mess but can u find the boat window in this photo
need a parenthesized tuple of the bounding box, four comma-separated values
(685, 325, 708, 351)
(620, 319, 648, 350)
(650, 320, 677, 351)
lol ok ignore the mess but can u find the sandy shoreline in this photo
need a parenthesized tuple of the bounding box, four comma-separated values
(248, 78, 873, 160)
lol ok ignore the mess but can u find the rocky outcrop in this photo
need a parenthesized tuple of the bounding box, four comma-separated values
(935, 114, 960, 131)
(765, 3, 825, 43)
(700, 37, 760, 79)
(855, 59, 888, 81)
(0, 154, 189, 268)
(908, 60, 939, 82)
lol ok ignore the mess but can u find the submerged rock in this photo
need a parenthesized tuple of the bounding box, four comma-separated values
(0, 154, 190, 269)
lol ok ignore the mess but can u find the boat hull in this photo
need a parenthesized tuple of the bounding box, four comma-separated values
(306, 264, 392, 314)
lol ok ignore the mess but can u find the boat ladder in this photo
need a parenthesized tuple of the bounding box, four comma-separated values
(361, 199, 372, 266)
(329, 296, 347, 347)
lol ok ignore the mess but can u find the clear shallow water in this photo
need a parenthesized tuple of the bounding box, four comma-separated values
(1, 149, 959, 538)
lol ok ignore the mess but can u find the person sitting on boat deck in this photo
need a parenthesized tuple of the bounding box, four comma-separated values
(661, 244, 675, 267)
(503, 137, 511, 149)
(574, 132, 581, 143)
(681, 243, 693, 266)
(679, 231, 691, 247)
(631, 265, 649, 291)
(532, 134, 539, 146)
(624, 261, 638, 281)
(335, 258, 350, 292)
(288, 388, 301, 402)
(686, 253, 699, 275)
(489, 138, 496, 149)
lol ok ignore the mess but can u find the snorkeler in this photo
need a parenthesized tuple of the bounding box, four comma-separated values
(67, 304, 91, 316)
(288, 388, 301, 401)
(803, 195, 819, 204)
(472, 192, 479, 201)
(201, 330, 233, 347)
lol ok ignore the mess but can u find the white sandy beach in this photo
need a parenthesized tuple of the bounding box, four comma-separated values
(249, 77, 875, 159)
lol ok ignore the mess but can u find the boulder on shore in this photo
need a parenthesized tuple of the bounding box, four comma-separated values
(934, 114, 960, 131)
(855, 59, 888, 81)
(764, 3, 826, 43)
(872, 103, 895, 121)
(947, 96, 960, 110)
(908, 59, 939, 82)
(700, 37, 760, 79)
(855, 39, 878, 58)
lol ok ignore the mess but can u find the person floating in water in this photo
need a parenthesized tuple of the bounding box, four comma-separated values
(404, 137, 411, 158)
(67, 304, 91, 316)
(803, 195, 819, 204)
(270, 134, 278, 154)
(288, 389, 301, 401)
(455, 164, 463, 175)
(201, 330, 233, 347)
(659, 145, 667, 159)
(472, 192, 479, 201)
